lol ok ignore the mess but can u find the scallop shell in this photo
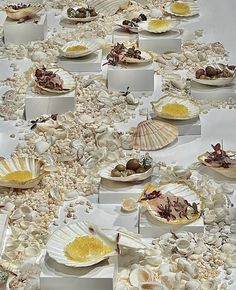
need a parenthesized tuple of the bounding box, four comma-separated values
(62, 9, 99, 23)
(121, 198, 138, 212)
(90, 0, 129, 16)
(4, 5, 42, 21)
(164, 1, 199, 17)
(133, 120, 178, 151)
(47, 222, 117, 267)
(198, 151, 236, 179)
(0, 158, 46, 189)
(32, 68, 75, 94)
(139, 19, 179, 34)
(139, 181, 203, 225)
(60, 40, 99, 58)
(129, 267, 152, 288)
(151, 96, 200, 120)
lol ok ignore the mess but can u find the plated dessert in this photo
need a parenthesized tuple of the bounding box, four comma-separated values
(193, 64, 236, 86)
(139, 18, 179, 34)
(65, 6, 98, 22)
(105, 43, 152, 66)
(151, 95, 200, 120)
(33, 67, 75, 93)
(60, 40, 99, 58)
(3, 3, 42, 21)
(100, 154, 153, 182)
(198, 143, 236, 178)
(164, 1, 199, 17)
(139, 182, 202, 224)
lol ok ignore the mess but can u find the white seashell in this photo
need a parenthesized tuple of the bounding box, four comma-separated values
(200, 280, 217, 290)
(89, 0, 122, 16)
(139, 282, 168, 290)
(184, 51, 198, 62)
(160, 272, 176, 288)
(133, 120, 178, 151)
(125, 93, 139, 105)
(4, 5, 42, 21)
(35, 140, 50, 155)
(177, 258, 198, 278)
(121, 198, 137, 212)
(185, 280, 201, 290)
(139, 19, 179, 34)
(64, 191, 78, 201)
(149, 8, 163, 18)
(120, 134, 133, 150)
(155, 56, 167, 65)
(164, 1, 199, 17)
(158, 264, 170, 275)
(176, 238, 194, 255)
(221, 243, 235, 254)
(4, 202, 15, 212)
(20, 205, 32, 214)
(116, 280, 132, 290)
(49, 188, 62, 201)
(129, 267, 152, 288)
(25, 246, 41, 257)
(171, 79, 186, 90)
(145, 255, 162, 266)
(60, 40, 99, 58)
(78, 114, 94, 124)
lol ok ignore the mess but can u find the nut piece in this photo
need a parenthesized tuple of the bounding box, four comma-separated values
(205, 66, 217, 77)
(126, 158, 140, 170)
(195, 68, 205, 79)
(115, 164, 126, 171)
(111, 169, 122, 177)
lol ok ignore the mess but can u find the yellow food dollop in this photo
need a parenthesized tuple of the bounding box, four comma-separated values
(148, 19, 170, 30)
(170, 2, 191, 15)
(161, 103, 189, 117)
(2, 171, 32, 182)
(65, 235, 112, 262)
(66, 45, 88, 52)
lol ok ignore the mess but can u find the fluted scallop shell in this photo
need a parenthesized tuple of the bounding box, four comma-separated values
(47, 222, 117, 267)
(123, 51, 153, 64)
(139, 19, 179, 34)
(62, 9, 99, 23)
(151, 96, 200, 120)
(99, 159, 153, 182)
(4, 5, 42, 21)
(60, 40, 99, 58)
(198, 151, 236, 179)
(164, 1, 199, 17)
(33, 68, 76, 94)
(139, 181, 202, 225)
(133, 120, 178, 150)
(0, 158, 46, 189)
(90, 0, 129, 16)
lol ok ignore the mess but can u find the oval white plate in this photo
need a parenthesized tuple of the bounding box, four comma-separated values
(191, 75, 236, 87)
(151, 95, 200, 120)
(164, 1, 199, 17)
(62, 9, 99, 22)
(139, 19, 179, 34)
(115, 20, 139, 33)
(60, 40, 99, 58)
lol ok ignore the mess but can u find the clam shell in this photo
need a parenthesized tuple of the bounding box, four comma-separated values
(60, 40, 99, 58)
(100, 159, 153, 182)
(62, 9, 99, 22)
(198, 151, 236, 179)
(164, 1, 199, 17)
(0, 158, 46, 189)
(139, 19, 179, 34)
(139, 181, 203, 225)
(4, 5, 42, 21)
(90, 0, 129, 16)
(151, 96, 200, 120)
(121, 198, 138, 212)
(47, 222, 117, 267)
(32, 68, 75, 94)
(133, 120, 178, 151)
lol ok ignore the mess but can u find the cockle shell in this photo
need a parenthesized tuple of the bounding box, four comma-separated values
(129, 267, 152, 288)
(4, 5, 42, 21)
(133, 120, 178, 151)
(91, 0, 130, 16)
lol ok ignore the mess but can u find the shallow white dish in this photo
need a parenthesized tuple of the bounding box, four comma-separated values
(60, 40, 99, 58)
(62, 9, 99, 22)
(191, 75, 236, 87)
(164, 1, 199, 17)
(115, 20, 139, 33)
(138, 18, 179, 34)
(151, 95, 200, 120)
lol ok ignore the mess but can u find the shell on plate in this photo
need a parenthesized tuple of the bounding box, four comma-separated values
(4, 5, 42, 21)
(151, 96, 200, 120)
(90, 0, 130, 16)
(133, 120, 178, 151)
(198, 151, 236, 179)
(63, 9, 99, 23)
(47, 222, 117, 267)
(33, 68, 76, 94)
(164, 1, 199, 17)
(0, 157, 46, 189)
(60, 39, 99, 58)
(139, 18, 179, 34)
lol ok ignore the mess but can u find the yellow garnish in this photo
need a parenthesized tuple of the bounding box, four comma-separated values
(66, 45, 88, 52)
(170, 2, 191, 15)
(161, 103, 189, 117)
(148, 19, 170, 30)
(65, 235, 112, 262)
(2, 171, 32, 182)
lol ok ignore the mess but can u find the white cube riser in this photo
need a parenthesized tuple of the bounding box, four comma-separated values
(4, 14, 47, 44)
(107, 63, 154, 92)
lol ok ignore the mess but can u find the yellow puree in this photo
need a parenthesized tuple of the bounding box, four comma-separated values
(148, 19, 170, 30)
(66, 45, 88, 52)
(170, 2, 191, 15)
(161, 103, 189, 117)
(65, 235, 112, 262)
(2, 171, 32, 182)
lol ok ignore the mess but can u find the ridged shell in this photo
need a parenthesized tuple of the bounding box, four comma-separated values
(0, 158, 46, 189)
(198, 151, 236, 179)
(133, 120, 178, 150)
(151, 96, 200, 120)
(47, 222, 117, 267)
(4, 5, 42, 21)
(139, 19, 179, 34)
(33, 68, 76, 94)
(139, 181, 202, 225)
(90, 0, 129, 16)
(164, 1, 199, 17)
(60, 39, 99, 58)
(62, 9, 99, 23)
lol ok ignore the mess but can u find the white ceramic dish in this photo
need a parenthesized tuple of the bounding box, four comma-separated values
(191, 75, 236, 87)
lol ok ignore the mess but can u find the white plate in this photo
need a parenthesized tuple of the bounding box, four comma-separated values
(62, 9, 99, 22)
(164, 1, 199, 17)
(60, 40, 99, 58)
(191, 75, 236, 87)
(139, 18, 179, 33)
(115, 20, 139, 33)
